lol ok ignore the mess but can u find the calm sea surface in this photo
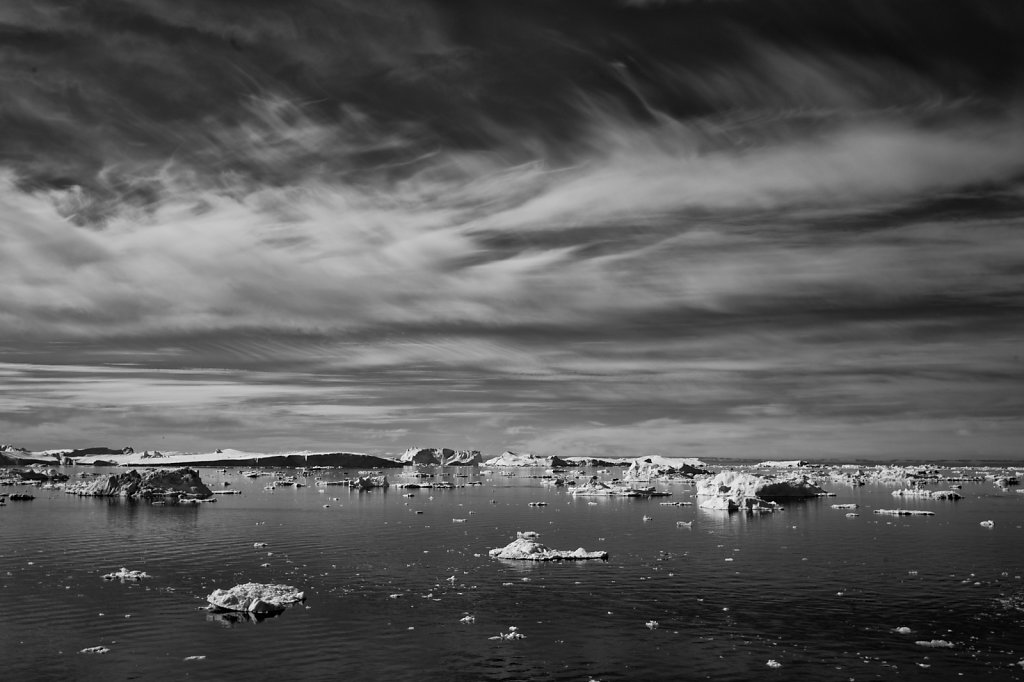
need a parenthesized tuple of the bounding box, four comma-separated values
(2, 465, 1023, 681)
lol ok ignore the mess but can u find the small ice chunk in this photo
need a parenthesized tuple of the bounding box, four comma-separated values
(79, 646, 110, 654)
(102, 567, 150, 581)
(916, 639, 954, 648)
(489, 625, 524, 640)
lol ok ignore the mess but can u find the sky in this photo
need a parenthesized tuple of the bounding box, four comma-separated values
(1, 0, 1022, 459)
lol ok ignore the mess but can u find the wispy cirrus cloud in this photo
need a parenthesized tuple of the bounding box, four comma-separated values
(1, 0, 1022, 457)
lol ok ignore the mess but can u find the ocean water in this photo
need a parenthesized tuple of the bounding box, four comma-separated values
(2, 466, 1023, 681)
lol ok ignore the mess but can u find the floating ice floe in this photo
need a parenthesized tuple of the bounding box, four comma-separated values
(570, 478, 671, 497)
(891, 489, 962, 500)
(980, 520, 995, 527)
(488, 531, 608, 561)
(79, 646, 110, 654)
(766, 659, 782, 669)
(831, 503, 859, 509)
(206, 582, 305, 615)
(916, 639, 954, 648)
(873, 509, 935, 516)
(102, 567, 151, 581)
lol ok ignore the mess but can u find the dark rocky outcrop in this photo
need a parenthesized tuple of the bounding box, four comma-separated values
(69, 446, 134, 458)
(74, 451, 404, 468)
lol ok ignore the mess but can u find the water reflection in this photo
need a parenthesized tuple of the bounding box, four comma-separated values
(205, 610, 283, 627)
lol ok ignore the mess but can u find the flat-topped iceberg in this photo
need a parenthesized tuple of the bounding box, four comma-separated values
(873, 509, 935, 516)
(489, 531, 608, 561)
(891, 489, 962, 500)
(401, 447, 483, 466)
(570, 478, 669, 497)
(207, 582, 305, 614)
(482, 451, 565, 467)
(624, 456, 709, 482)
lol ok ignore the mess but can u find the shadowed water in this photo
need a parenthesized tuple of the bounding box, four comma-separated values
(2, 466, 1023, 681)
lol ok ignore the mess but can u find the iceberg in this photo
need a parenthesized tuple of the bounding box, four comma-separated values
(401, 447, 483, 466)
(570, 478, 670, 497)
(623, 456, 709, 482)
(891, 489, 962, 500)
(696, 471, 828, 511)
(488, 532, 607, 561)
(207, 582, 305, 614)
(66, 467, 213, 500)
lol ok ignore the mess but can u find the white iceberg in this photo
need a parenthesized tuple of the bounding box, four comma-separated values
(488, 532, 607, 561)
(207, 582, 305, 614)
(696, 471, 827, 511)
